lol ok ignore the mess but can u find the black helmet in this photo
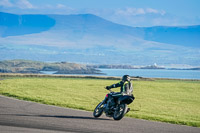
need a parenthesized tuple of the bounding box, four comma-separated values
(122, 75, 130, 81)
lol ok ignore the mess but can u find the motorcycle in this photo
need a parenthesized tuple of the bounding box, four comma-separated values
(93, 89, 134, 120)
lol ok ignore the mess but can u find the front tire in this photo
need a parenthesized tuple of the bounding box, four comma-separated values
(113, 104, 127, 120)
(93, 102, 104, 118)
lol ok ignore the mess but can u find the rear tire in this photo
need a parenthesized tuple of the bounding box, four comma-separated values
(113, 104, 127, 120)
(93, 102, 104, 118)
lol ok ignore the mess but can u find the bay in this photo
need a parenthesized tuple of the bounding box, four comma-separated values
(41, 69, 200, 79)
(99, 69, 200, 80)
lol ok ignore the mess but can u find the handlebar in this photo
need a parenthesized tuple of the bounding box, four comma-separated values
(109, 89, 114, 92)
(104, 87, 114, 93)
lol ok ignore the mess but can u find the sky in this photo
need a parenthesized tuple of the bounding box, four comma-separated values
(0, 0, 200, 27)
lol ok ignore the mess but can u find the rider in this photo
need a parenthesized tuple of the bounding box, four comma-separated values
(105, 75, 134, 112)
(106, 75, 133, 97)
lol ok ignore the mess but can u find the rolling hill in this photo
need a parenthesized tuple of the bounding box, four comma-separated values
(0, 60, 100, 74)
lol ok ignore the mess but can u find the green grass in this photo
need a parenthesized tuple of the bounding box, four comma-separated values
(0, 77, 200, 127)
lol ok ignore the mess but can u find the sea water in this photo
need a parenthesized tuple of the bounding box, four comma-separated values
(99, 69, 200, 79)
(41, 69, 200, 79)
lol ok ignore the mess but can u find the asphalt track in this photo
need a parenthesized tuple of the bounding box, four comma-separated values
(0, 95, 199, 133)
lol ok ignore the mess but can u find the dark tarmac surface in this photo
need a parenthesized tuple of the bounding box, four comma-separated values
(0, 95, 199, 133)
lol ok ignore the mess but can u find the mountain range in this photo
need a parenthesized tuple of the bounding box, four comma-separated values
(0, 12, 200, 67)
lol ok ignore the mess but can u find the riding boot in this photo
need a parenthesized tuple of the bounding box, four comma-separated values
(126, 108, 130, 113)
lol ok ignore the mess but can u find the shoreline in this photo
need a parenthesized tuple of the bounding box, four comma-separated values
(0, 73, 200, 81)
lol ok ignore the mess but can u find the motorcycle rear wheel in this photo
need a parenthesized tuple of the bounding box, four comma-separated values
(93, 102, 104, 118)
(113, 104, 127, 120)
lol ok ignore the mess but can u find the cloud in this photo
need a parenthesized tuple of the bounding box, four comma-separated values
(80, 8, 169, 26)
(1, 2, 197, 27)
(115, 7, 166, 16)
(0, 0, 35, 9)
(34, 3, 74, 14)
(146, 8, 166, 15)
(115, 8, 145, 16)
(0, 0, 13, 7)
(43, 3, 73, 10)
(84, 8, 190, 27)
(15, 0, 35, 9)
(56, 4, 66, 9)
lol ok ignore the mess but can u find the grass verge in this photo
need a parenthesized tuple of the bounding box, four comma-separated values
(0, 77, 199, 127)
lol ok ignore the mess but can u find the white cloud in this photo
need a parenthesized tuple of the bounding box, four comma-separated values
(115, 7, 166, 16)
(56, 4, 66, 9)
(42, 4, 67, 9)
(0, 2, 196, 27)
(116, 8, 145, 16)
(34, 3, 74, 14)
(0, 0, 13, 7)
(0, 0, 35, 9)
(146, 8, 158, 14)
(15, 0, 35, 9)
(61, 7, 176, 27)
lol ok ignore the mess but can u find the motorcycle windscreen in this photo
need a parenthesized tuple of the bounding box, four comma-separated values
(119, 95, 134, 104)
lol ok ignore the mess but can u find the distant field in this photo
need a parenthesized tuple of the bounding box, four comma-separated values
(0, 76, 199, 127)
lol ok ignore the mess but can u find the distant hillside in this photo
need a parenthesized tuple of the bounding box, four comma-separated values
(0, 12, 200, 66)
(50, 13, 200, 47)
(0, 60, 100, 74)
(143, 25, 200, 47)
(89, 64, 165, 69)
(1, 12, 199, 47)
(0, 12, 55, 37)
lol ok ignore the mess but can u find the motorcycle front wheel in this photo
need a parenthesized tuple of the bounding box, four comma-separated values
(93, 102, 104, 118)
(113, 103, 127, 120)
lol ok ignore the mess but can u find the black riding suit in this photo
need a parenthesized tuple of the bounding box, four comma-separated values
(106, 80, 134, 107)
(108, 80, 133, 97)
